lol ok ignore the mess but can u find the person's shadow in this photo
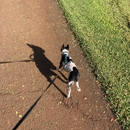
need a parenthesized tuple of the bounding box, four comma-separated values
(27, 43, 67, 97)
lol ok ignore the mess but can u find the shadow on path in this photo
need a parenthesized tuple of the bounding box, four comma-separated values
(0, 60, 33, 64)
(27, 43, 67, 96)
(12, 44, 67, 130)
(27, 43, 56, 82)
(0, 43, 67, 97)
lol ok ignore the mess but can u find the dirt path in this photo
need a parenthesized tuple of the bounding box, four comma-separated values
(0, 0, 122, 130)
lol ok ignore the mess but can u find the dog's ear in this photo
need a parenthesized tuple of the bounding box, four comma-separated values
(66, 44, 69, 50)
(61, 44, 64, 51)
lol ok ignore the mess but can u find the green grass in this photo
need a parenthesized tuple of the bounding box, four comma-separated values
(58, 0, 130, 129)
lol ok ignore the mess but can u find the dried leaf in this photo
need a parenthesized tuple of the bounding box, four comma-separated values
(16, 111, 18, 115)
(19, 115, 22, 118)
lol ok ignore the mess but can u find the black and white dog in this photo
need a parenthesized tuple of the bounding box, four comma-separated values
(58, 44, 81, 98)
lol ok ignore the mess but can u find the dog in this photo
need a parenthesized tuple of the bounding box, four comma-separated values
(58, 44, 81, 98)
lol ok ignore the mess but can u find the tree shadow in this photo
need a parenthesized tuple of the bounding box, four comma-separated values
(27, 43, 67, 97)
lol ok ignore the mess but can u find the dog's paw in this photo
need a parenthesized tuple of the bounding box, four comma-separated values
(77, 88, 81, 92)
(67, 95, 70, 98)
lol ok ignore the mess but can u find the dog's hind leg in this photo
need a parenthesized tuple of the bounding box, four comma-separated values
(76, 81, 81, 92)
(67, 81, 73, 98)
(67, 86, 71, 98)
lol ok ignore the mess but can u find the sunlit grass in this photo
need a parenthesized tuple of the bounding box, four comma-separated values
(58, 0, 130, 129)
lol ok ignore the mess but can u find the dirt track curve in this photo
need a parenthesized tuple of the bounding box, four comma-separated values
(0, 0, 122, 130)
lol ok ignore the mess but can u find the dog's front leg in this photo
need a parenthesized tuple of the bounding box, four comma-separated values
(58, 58, 63, 70)
(67, 86, 71, 98)
(59, 62, 62, 69)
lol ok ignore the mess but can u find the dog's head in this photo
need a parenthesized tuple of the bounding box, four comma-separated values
(61, 44, 69, 54)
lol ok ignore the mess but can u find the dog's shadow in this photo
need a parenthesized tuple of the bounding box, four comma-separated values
(27, 43, 67, 97)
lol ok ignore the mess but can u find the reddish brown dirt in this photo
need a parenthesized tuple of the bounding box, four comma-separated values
(0, 0, 122, 130)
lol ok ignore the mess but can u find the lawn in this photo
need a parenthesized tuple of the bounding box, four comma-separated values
(58, 0, 130, 129)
